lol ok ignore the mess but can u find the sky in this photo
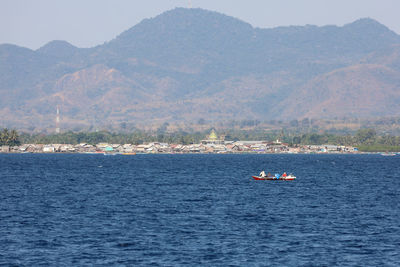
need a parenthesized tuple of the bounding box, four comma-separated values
(1, 0, 400, 50)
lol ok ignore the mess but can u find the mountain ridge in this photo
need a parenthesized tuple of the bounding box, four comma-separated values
(1, 8, 400, 131)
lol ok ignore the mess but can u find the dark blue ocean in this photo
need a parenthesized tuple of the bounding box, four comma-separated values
(1, 154, 399, 266)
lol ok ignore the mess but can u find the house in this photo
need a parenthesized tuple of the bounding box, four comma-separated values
(96, 143, 110, 151)
(105, 146, 114, 152)
(230, 144, 243, 152)
(122, 144, 134, 153)
(43, 145, 55, 153)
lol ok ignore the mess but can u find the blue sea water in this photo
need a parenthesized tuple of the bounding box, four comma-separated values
(0, 153, 399, 266)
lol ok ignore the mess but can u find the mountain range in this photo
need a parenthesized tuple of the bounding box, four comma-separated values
(1, 8, 400, 131)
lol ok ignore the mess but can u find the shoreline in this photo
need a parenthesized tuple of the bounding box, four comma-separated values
(0, 151, 389, 155)
(2, 142, 397, 154)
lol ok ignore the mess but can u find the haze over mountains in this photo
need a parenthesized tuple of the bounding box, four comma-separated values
(1, 8, 400, 131)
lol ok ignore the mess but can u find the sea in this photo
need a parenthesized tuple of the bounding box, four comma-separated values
(0, 153, 399, 266)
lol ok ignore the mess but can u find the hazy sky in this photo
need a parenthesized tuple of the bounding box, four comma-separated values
(1, 0, 400, 50)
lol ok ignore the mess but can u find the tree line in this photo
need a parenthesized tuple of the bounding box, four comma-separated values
(2, 128, 400, 152)
(0, 128, 21, 146)
(284, 129, 400, 151)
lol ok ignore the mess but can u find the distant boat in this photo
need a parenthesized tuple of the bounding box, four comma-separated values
(381, 152, 396, 156)
(103, 152, 118, 156)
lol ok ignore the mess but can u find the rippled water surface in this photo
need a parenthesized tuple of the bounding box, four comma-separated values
(1, 153, 400, 266)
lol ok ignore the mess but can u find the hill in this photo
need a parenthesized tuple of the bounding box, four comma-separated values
(1, 8, 400, 131)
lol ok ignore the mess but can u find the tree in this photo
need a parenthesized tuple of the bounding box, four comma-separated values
(355, 129, 377, 145)
(8, 129, 21, 146)
(0, 128, 20, 146)
(120, 122, 127, 130)
(292, 136, 301, 144)
(197, 118, 206, 125)
(301, 118, 310, 127)
(289, 119, 299, 127)
(0, 128, 9, 145)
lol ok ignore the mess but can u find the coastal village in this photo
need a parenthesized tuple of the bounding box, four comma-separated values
(1, 129, 358, 154)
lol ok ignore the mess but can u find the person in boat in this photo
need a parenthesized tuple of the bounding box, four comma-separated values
(282, 172, 287, 177)
(267, 172, 272, 177)
(259, 171, 266, 177)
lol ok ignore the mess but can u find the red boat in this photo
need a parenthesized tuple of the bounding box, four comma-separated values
(252, 175, 296, 181)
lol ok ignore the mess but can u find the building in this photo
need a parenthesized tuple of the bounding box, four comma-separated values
(201, 129, 225, 145)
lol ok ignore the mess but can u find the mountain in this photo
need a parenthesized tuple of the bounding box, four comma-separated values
(280, 64, 400, 119)
(1, 8, 400, 131)
(37, 40, 80, 59)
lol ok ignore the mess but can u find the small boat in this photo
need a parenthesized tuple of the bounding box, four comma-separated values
(252, 174, 296, 181)
(103, 152, 118, 156)
(381, 152, 396, 156)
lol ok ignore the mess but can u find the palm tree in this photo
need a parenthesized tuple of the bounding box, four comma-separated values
(0, 128, 20, 146)
(9, 129, 20, 146)
(0, 128, 9, 146)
